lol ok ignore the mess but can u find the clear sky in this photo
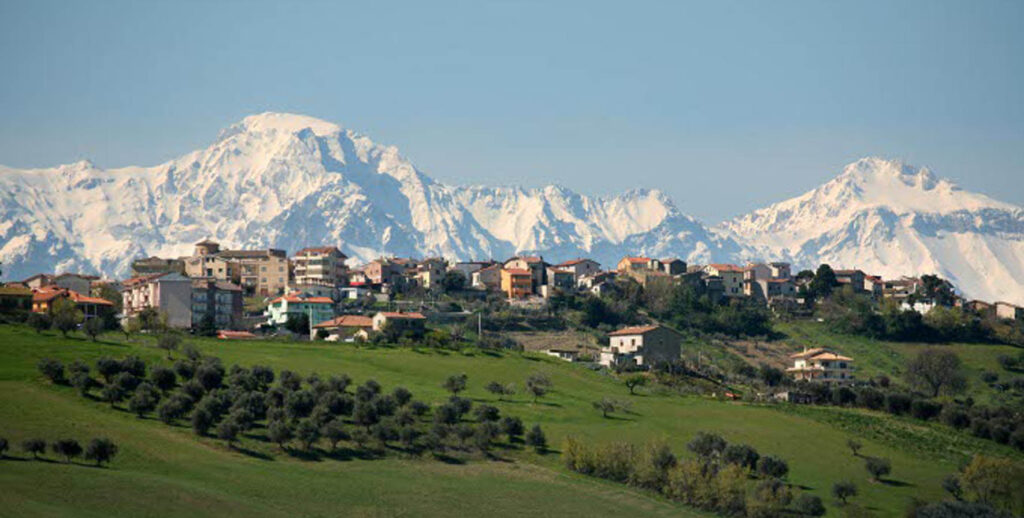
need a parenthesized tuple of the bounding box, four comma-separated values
(1, 0, 1021, 222)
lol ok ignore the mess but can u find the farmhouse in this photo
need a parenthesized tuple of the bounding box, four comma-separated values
(599, 325, 682, 369)
(786, 348, 855, 385)
(314, 314, 374, 342)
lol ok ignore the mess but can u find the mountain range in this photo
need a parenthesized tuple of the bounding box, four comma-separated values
(1, 112, 1022, 305)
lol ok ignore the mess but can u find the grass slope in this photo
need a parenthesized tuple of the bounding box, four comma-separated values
(0, 324, 1016, 516)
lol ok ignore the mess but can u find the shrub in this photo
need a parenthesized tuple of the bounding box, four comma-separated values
(100, 383, 125, 407)
(37, 358, 66, 384)
(442, 373, 468, 395)
(940, 405, 971, 429)
(885, 393, 913, 415)
(391, 386, 412, 406)
(687, 431, 727, 461)
(156, 333, 181, 358)
(71, 371, 96, 396)
(793, 494, 826, 516)
(846, 438, 862, 456)
(757, 455, 789, 480)
(911, 399, 943, 420)
(864, 456, 891, 481)
(832, 481, 857, 505)
(95, 357, 123, 383)
(27, 312, 51, 333)
(856, 387, 885, 410)
(51, 439, 83, 463)
(83, 317, 105, 341)
(630, 440, 676, 490)
(150, 366, 177, 392)
(173, 360, 196, 381)
(83, 438, 118, 466)
(722, 443, 760, 471)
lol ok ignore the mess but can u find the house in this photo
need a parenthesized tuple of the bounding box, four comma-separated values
(834, 270, 869, 294)
(263, 295, 335, 330)
(995, 302, 1024, 321)
(786, 348, 855, 385)
(500, 268, 533, 299)
(122, 273, 194, 329)
(363, 258, 408, 286)
(472, 264, 502, 291)
(413, 258, 448, 291)
(32, 287, 114, 320)
(184, 247, 237, 282)
(703, 264, 744, 297)
(964, 300, 994, 316)
(554, 259, 602, 281)
(546, 268, 576, 291)
(0, 284, 33, 314)
(372, 311, 427, 334)
(191, 279, 243, 330)
(291, 246, 348, 287)
(660, 258, 687, 275)
(339, 286, 370, 300)
(504, 256, 547, 293)
(218, 248, 289, 297)
(599, 325, 682, 369)
(313, 314, 374, 342)
(617, 257, 660, 274)
(883, 277, 922, 301)
(451, 261, 498, 281)
(53, 273, 100, 295)
(769, 262, 792, 279)
(578, 270, 617, 290)
(21, 274, 55, 290)
(865, 275, 884, 298)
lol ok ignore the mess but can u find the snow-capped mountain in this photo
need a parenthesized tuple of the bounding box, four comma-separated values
(719, 157, 1024, 304)
(2, 115, 1021, 304)
(0, 113, 744, 282)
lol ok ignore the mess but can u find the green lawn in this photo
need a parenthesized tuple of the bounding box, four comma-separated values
(0, 324, 1017, 517)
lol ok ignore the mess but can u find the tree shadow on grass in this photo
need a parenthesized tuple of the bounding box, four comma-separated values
(881, 479, 914, 488)
(431, 453, 466, 465)
(600, 414, 635, 422)
(284, 448, 322, 462)
(233, 446, 274, 461)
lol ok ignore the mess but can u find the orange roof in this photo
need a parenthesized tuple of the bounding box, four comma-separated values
(708, 264, 743, 273)
(625, 257, 652, 263)
(69, 291, 114, 306)
(556, 258, 595, 267)
(503, 268, 532, 276)
(268, 295, 334, 305)
(810, 352, 854, 361)
(296, 246, 345, 257)
(378, 312, 426, 319)
(33, 287, 112, 306)
(789, 347, 826, 358)
(608, 325, 660, 336)
(314, 315, 374, 328)
(122, 273, 167, 286)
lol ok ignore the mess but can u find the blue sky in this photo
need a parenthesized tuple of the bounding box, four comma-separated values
(1, 0, 1021, 222)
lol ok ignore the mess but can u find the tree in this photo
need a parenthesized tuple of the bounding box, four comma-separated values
(793, 494, 826, 516)
(51, 297, 84, 337)
(722, 443, 760, 471)
(623, 374, 647, 395)
(958, 454, 1024, 513)
(216, 418, 240, 446)
(101, 383, 125, 407)
(440, 270, 466, 293)
(95, 357, 122, 383)
(268, 421, 293, 450)
(150, 366, 177, 392)
(593, 397, 619, 418)
(846, 439, 862, 457)
(485, 381, 508, 400)
(121, 316, 142, 340)
(156, 333, 182, 359)
(832, 481, 857, 505)
(321, 419, 349, 451)
(191, 408, 214, 436)
(501, 416, 524, 441)
(942, 474, 963, 501)
(473, 404, 501, 422)
(864, 456, 891, 482)
(128, 383, 160, 416)
(905, 349, 967, 397)
(83, 317, 105, 341)
(525, 425, 547, 452)
(22, 438, 46, 459)
(525, 373, 552, 403)
(51, 439, 83, 463)
(83, 438, 118, 467)
(284, 313, 310, 335)
(37, 358, 66, 384)
(296, 419, 321, 451)
(809, 264, 839, 299)
(71, 370, 95, 397)
(27, 312, 51, 334)
(442, 373, 468, 395)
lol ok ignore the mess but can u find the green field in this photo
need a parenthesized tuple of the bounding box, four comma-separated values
(0, 324, 1019, 517)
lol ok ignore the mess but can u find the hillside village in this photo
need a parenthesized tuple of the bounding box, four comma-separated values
(3, 239, 1023, 381)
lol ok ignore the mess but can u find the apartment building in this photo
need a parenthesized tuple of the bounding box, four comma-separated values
(121, 273, 193, 329)
(291, 246, 348, 287)
(191, 279, 243, 329)
(786, 348, 855, 385)
(599, 325, 682, 369)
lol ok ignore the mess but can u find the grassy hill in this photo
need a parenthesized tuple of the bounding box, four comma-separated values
(0, 324, 1019, 517)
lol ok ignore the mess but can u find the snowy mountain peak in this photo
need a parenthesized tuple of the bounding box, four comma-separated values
(235, 112, 343, 137)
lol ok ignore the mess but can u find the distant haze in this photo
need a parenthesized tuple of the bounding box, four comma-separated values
(1, 1, 1022, 223)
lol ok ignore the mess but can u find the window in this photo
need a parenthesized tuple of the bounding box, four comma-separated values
(261, 266, 267, 272)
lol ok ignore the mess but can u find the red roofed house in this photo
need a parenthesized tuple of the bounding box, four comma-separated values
(554, 258, 602, 282)
(32, 286, 114, 320)
(703, 264, 745, 297)
(787, 348, 855, 385)
(599, 324, 682, 369)
(504, 256, 547, 294)
(372, 311, 427, 336)
(0, 284, 33, 315)
(263, 294, 335, 331)
(500, 268, 533, 299)
(616, 256, 661, 273)
(315, 314, 374, 342)
(471, 264, 502, 291)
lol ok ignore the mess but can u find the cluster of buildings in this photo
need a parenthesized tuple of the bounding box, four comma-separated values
(2, 239, 1022, 339)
